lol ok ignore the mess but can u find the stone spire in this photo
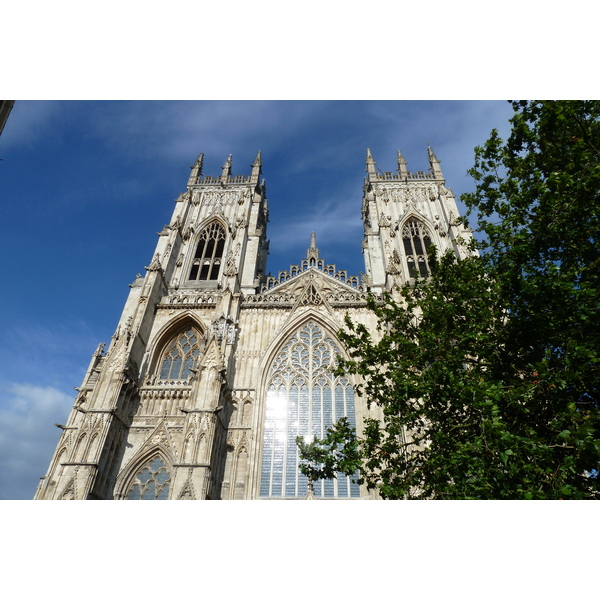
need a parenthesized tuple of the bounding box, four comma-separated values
(427, 145, 444, 179)
(188, 153, 204, 186)
(221, 154, 233, 180)
(365, 148, 377, 176)
(306, 231, 320, 261)
(396, 149, 408, 179)
(251, 150, 262, 179)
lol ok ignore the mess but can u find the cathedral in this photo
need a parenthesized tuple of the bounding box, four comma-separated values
(35, 147, 473, 500)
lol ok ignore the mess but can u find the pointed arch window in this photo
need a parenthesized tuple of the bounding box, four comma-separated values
(260, 320, 360, 499)
(402, 218, 433, 277)
(158, 327, 202, 380)
(189, 222, 226, 281)
(126, 456, 171, 500)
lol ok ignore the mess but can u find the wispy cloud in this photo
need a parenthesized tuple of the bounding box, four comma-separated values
(0, 317, 103, 390)
(77, 101, 327, 167)
(0, 383, 72, 499)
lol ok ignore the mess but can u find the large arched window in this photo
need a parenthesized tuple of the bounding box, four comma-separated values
(260, 320, 360, 498)
(158, 326, 202, 380)
(402, 218, 433, 277)
(126, 455, 171, 500)
(189, 221, 226, 281)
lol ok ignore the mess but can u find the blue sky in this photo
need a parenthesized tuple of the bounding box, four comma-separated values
(0, 100, 515, 499)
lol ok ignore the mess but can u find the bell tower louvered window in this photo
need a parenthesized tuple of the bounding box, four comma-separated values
(189, 222, 226, 281)
(260, 320, 360, 499)
(158, 327, 201, 381)
(402, 218, 433, 277)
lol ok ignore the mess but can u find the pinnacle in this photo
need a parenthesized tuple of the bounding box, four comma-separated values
(306, 231, 320, 260)
(428, 144, 440, 163)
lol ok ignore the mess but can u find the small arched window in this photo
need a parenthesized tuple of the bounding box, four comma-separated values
(402, 218, 433, 277)
(189, 222, 226, 281)
(126, 456, 171, 500)
(158, 327, 202, 380)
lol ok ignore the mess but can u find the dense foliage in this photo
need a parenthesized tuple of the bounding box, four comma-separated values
(297, 101, 600, 499)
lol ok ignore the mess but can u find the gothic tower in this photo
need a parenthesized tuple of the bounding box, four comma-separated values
(362, 147, 472, 293)
(35, 148, 472, 500)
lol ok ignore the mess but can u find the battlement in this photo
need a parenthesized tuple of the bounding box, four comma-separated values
(195, 174, 252, 185)
(368, 170, 437, 182)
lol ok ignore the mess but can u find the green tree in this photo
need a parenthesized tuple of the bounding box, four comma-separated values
(298, 101, 600, 499)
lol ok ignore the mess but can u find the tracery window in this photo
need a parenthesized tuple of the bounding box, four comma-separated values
(189, 222, 226, 281)
(159, 327, 201, 380)
(260, 321, 360, 498)
(126, 456, 171, 500)
(402, 217, 433, 277)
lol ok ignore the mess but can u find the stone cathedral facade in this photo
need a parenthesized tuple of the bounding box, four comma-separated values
(35, 148, 473, 500)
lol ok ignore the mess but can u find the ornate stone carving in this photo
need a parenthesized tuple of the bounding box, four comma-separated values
(379, 213, 392, 227)
(178, 480, 195, 500)
(385, 242, 402, 275)
(152, 430, 168, 445)
(226, 432, 235, 450)
(145, 253, 162, 272)
(129, 273, 143, 288)
(211, 315, 238, 344)
(438, 183, 454, 199)
(202, 190, 239, 209)
(59, 479, 76, 500)
(224, 243, 240, 277)
(299, 284, 323, 306)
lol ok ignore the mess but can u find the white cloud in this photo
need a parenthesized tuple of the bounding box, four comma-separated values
(0, 317, 103, 390)
(0, 382, 72, 499)
(78, 101, 325, 167)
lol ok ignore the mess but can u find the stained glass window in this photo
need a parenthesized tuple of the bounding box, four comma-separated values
(260, 321, 360, 498)
(189, 222, 226, 281)
(402, 218, 433, 277)
(126, 456, 171, 500)
(159, 327, 201, 380)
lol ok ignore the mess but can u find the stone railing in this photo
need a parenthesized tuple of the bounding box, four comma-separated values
(138, 384, 194, 415)
(263, 260, 361, 291)
(371, 170, 437, 181)
(158, 293, 218, 308)
(196, 175, 251, 185)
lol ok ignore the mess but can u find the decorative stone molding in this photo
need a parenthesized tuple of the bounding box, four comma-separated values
(145, 253, 162, 272)
(175, 190, 191, 203)
(158, 293, 218, 308)
(298, 284, 324, 306)
(378, 213, 392, 227)
(202, 189, 240, 208)
(211, 315, 238, 344)
(223, 243, 240, 277)
(139, 386, 192, 400)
